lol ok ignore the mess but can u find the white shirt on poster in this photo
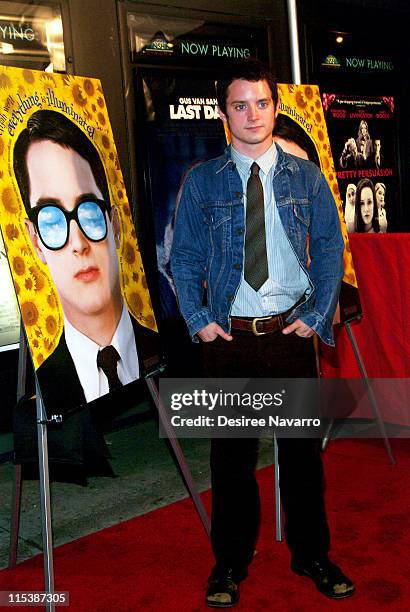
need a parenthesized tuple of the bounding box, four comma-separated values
(65, 304, 140, 403)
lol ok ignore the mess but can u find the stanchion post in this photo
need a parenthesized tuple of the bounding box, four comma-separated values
(9, 323, 27, 568)
(35, 379, 56, 611)
(144, 373, 210, 538)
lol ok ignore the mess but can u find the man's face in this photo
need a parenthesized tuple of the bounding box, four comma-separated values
(219, 78, 277, 157)
(25, 140, 121, 327)
(375, 140, 381, 154)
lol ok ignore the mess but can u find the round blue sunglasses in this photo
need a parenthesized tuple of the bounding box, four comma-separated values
(28, 198, 110, 251)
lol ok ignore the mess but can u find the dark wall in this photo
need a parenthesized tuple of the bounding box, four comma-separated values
(67, 0, 291, 203)
(298, 0, 410, 229)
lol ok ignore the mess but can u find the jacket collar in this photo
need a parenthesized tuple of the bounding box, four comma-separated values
(214, 143, 300, 176)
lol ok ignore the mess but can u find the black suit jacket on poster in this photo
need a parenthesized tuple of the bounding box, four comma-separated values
(13, 316, 162, 482)
(36, 315, 161, 419)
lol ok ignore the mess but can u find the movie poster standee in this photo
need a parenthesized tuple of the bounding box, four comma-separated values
(2, 66, 210, 600)
(8, 332, 210, 607)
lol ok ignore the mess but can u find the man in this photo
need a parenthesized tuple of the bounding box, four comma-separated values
(171, 60, 354, 607)
(339, 137, 365, 168)
(14, 110, 158, 418)
(373, 138, 383, 169)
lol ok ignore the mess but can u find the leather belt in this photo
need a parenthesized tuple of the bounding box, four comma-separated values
(230, 306, 295, 337)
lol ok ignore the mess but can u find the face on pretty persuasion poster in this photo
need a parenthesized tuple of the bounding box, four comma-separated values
(0, 66, 158, 416)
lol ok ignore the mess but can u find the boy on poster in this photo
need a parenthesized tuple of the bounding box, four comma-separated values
(0, 67, 158, 419)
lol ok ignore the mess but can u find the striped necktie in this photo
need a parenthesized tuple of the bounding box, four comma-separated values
(244, 162, 268, 291)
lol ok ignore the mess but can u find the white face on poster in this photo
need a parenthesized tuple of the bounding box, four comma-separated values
(24, 140, 123, 346)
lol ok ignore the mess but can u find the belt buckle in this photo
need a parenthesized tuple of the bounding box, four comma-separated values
(251, 315, 273, 336)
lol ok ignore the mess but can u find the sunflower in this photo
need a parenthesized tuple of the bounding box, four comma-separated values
(29, 265, 46, 292)
(97, 112, 106, 127)
(295, 91, 307, 110)
(101, 134, 111, 150)
(39, 73, 57, 93)
(17, 84, 26, 99)
(83, 78, 95, 97)
(5, 223, 19, 241)
(0, 69, 12, 89)
(109, 167, 118, 186)
(21, 301, 39, 326)
(22, 69, 35, 85)
(72, 83, 88, 109)
(2, 186, 20, 215)
(129, 291, 143, 314)
(45, 315, 57, 336)
(43, 336, 55, 352)
(12, 255, 25, 276)
(123, 241, 136, 265)
(47, 293, 57, 309)
(304, 86, 314, 100)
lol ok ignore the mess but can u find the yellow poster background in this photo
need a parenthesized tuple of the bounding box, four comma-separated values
(276, 83, 358, 289)
(0, 66, 156, 369)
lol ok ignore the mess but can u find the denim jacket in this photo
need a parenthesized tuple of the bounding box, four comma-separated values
(171, 144, 344, 346)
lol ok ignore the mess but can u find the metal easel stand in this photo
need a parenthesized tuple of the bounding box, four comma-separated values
(144, 370, 210, 538)
(273, 435, 282, 542)
(35, 379, 56, 612)
(9, 324, 26, 569)
(321, 321, 395, 465)
(9, 323, 56, 610)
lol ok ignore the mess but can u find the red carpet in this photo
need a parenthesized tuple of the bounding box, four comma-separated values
(1, 438, 409, 611)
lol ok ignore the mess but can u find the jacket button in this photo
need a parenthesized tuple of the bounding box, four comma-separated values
(235, 228, 244, 235)
(233, 263, 241, 270)
(235, 192, 242, 197)
(227, 295, 234, 302)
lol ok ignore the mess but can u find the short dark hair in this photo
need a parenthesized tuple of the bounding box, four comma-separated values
(216, 59, 278, 115)
(273, 114, 320, 167)
(14, 110, 109, 215)
(354, 178, 380, 233)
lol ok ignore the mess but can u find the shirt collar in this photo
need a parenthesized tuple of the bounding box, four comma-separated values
(64, 302, 131, 402)
(231, 141, 278, 177)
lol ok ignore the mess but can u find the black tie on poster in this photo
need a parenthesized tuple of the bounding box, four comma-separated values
(97, 346, 123, 392)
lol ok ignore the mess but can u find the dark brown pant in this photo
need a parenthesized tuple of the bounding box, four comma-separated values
(203, 328, 330, 576)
